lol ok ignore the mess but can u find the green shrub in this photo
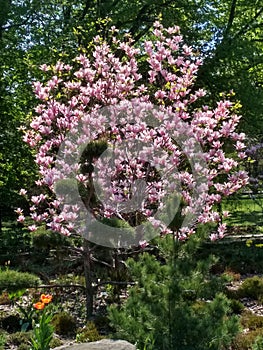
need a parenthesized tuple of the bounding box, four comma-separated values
(238, 276, 263, 301)
(229, 299, 245, 314)
(0, 223, 31, 265)
(52, 312, 76, 336)
(109, 233, 241, 350)
(0, 269, 40, 293)
(252, 335, 263, 350)
(241, 310, 263, 330)
(8, 331, 32, 346)
(32, 228, 69, 250)
(0, 331, 7, 350)
(76, 321, 104, 343)
(231, 328, 263, 350)
(18, 344, 30, 350)
(50, 337, 63, 348)
(93, 315, 110, 330)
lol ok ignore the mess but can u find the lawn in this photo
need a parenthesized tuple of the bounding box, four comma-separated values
(223, 194, 263, 227)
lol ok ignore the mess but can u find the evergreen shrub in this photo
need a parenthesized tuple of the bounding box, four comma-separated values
(0, 269, 40, 293)
(51, 312, 76, 336)
(109, 233, 241, 350)
(238, 276, 263, 301)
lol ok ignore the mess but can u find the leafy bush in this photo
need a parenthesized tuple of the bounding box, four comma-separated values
(52, 312, 76, 336)
(0, 223, 31, 265)
(0, 269, 40, 293)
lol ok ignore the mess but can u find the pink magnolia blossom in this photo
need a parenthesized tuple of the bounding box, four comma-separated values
(17, 215, 25, 223)
(17, 22, 248, 245)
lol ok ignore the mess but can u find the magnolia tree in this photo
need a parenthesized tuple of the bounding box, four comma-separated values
(17, 21, 248, 249)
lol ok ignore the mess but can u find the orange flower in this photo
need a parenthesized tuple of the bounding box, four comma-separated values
(33, 302, 45, 310)
(40, 294, 52, 304)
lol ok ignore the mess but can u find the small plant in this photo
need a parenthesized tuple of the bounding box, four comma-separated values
(8, 331, 32, 346)
(0, 291, 11, 305)
(229, 299, 245, 314)
(9, 289, 35, 331)
(231, 328, 263, 350)
(252, 335, 263, 350)
(0, 331, 6, 350)
(31, 309, 54, 350)
(30, 294, 54, 350)
(76, 321, 104, 343)
(0, 269, 40, 293)
(143, 335, 155, 350)
(240, 310, 263, 330)
(222, 269, 241, 282)
(51, 311, 76, 336)
(18, 344, 31, 350)
(49, 337, 63, 348)
(238, 276, 263, 301)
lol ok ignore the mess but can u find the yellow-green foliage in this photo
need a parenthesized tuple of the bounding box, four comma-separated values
(232, 328, 263, 350)
(0, 269, 40, 293)
(17, 345, 30, 350)
(76, 321, 104, 343)
(231, 311, 263, 350)
(238, 276, 263, 301)
(49, 337, 63, 348)
(8, 331, 32, 346)
(52, 312, 76, 336)
(241, 310, 263, 330)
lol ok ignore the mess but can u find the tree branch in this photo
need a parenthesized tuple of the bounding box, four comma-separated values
(225, 0, 237, 36)
(80, 0, 93, 21)
(2, 13, 33, 31)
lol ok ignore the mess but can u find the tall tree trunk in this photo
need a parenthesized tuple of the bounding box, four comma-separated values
(83, 239, 94, 319)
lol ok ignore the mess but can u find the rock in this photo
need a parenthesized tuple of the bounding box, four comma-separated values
(53, 339, 136, 350)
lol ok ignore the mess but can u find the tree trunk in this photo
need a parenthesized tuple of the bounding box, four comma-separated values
(83, 239, 94, 319)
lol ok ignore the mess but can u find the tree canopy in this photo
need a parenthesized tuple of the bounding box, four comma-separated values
(0, 0, 262, 218)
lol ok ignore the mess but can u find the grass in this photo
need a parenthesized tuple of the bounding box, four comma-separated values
(222, 195, 263, 227)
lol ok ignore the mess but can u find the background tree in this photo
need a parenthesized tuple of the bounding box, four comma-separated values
(1, 0, 261, 222)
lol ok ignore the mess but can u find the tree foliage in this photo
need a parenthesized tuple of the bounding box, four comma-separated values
(0, 0, 261, 218)
(18, 22, 248, 243)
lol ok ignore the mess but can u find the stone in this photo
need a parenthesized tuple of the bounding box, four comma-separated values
(53, 339, 136, 350)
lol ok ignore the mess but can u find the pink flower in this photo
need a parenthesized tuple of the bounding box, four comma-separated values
(20, 22, 247, 243)
(17, 215, 25, 223)
(15, 208, 23, 215)
(19, 189, 27, 196)
(139, 240, 149, 248)
(209, 233, 218, 241)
